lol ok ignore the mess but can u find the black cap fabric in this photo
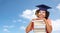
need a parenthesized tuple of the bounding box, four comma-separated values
(36, 4, 51, 11)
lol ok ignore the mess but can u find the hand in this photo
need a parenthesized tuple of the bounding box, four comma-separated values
(43, 18, 47, 23)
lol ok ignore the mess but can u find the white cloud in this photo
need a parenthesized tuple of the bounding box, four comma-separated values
(3, 25, 15, 32)
(52, 19, 60, 31)
(3, 29, 10, 32)
(23, 21, 26, 24)
(12, 19, 22, 23)
(21, 9, 37, 19)
(3, 25, 15, 28)
(56, 4, 60, 10)
(17, 19, 22, 22)
(20, 26, 26, 30)
(3, 26, 9, 28)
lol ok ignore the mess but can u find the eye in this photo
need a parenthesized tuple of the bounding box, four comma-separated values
(43, 12, 45, 13)
(39, 13, 40, 14)
(42, 11, 45, 13)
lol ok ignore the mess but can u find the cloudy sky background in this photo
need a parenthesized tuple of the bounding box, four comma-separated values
(0, 0, 60, 33)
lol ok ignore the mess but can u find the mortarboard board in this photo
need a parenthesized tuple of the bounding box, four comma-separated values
(36, 4, 51, 11)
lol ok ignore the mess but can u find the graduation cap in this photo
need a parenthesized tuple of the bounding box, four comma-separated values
(36, 4, 51, 11)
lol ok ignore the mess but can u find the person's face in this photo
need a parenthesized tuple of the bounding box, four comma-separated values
(38, 10, 46, 19)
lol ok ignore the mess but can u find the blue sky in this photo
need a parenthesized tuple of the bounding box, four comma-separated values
(0, 0, 60, 33)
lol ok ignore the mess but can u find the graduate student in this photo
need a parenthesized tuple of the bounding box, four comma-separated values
(26, 4, 52, 33)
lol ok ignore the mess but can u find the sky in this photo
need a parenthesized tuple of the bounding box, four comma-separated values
(0, 0, 60, 33)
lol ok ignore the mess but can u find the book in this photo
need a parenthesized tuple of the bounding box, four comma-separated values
(34, 20, 46, 33)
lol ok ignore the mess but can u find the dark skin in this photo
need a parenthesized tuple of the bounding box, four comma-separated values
(26, 11, 52, 33)
(43, 18, 52, 33)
